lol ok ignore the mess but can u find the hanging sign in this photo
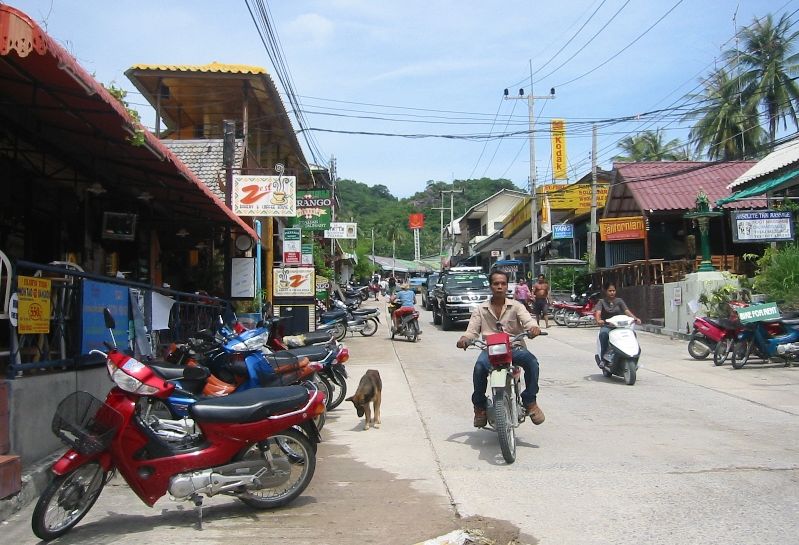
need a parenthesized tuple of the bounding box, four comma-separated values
(273, 267, 315, 297)
(289, 190, 332, 230)
(731, 210, 794, 243)
(301, 243, 314, 265)
(551, 119, 567, 180)
(552, 224, 574, 239)
(736, 302, 780, 324)
(17, 276, 51, 334)
(599, 216, 646, 241)
(324, 222, 358, 239)
(283, 228, 302, 264)
(232, 174, 296, 216)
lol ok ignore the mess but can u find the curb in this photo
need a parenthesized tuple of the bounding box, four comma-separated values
(0, 451, 59, 523)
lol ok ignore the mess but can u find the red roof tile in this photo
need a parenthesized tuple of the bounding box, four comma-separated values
(613, 161, 760, 211)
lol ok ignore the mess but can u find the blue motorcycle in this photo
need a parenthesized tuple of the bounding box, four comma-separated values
(731, 316, 799, 369)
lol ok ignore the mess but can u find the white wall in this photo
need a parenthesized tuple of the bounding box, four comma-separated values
(662, 271, 740, 335)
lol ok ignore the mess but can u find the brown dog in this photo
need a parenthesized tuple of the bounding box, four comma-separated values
(346, 370, 382, 430)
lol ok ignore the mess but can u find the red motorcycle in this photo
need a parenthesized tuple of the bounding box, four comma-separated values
(31, 309, 326, 541)
(558, 292, 600, 327)
(688, 301, 748, 365)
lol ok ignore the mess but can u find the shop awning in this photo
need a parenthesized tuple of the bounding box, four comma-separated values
(716, 168, 799, 205)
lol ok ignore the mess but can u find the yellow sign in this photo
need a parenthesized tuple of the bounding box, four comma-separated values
(599, 216, 646, 241)
(502, 197, 531, 239)
(540, 183, 609, 213)
(17, 276, 51, 334)
(551, 119, 567, 180)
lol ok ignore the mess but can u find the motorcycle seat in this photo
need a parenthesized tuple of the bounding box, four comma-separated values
(262, 351, 303, 367)
(351, 308, 377, 316)
(321, 309, 347, 321)
(281, 345, 330, 362)
(188, 386, 309, 423)
(149, 362, 205, 381)
(301, 330, 334, 344)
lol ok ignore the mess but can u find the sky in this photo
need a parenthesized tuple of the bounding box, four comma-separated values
(6, 0, 792, 198)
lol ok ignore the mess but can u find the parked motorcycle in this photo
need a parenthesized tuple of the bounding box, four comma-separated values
(595, 314, 641, 385)
(562, 292, 600, 327)
(468, 329, 547, 464)
(731, 316, 799, 369)
(387, 301, 421, 342)
(688, 316, 742, 364)
(331, 298, 380, 337)
(31, 308, 325, 541)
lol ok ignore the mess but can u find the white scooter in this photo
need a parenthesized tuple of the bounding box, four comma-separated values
(595, 314, 641, 385)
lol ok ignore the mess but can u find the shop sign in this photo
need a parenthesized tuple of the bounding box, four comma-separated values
(283, 228, 302, 264)
(552, 224, 574, 239)
(551, 119, 567, 180)
(540, 183, 609, 213)
(737, 302, 780, 324)
(289, 190, 332, 230)
(232, 174, 296, 217)
(324, 222, 357, 239)
(17, 275, 51, 334)
(731, 210, 794, 243)
(301, 243, 313, 265)
(274, 267, 315, 297)
(599, 216, 646, 241)
(502, 198, 531, 239)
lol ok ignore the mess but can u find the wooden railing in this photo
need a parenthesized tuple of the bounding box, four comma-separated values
(592, 255, 746, 289)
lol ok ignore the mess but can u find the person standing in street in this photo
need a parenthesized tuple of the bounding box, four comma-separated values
(532, 274, 551, 328)
(513, 278, 531, 311)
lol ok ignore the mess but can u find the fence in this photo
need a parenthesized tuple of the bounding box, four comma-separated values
(2, 260, 231, 378)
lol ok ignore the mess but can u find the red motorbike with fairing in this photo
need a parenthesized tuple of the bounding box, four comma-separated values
(31, 309, 326, 541)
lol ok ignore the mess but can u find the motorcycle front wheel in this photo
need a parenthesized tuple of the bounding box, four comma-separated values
(331, 322, 347, 342)
(32, 462, 107, 541)
(327, 367, 348, 410)
(236, 428, 316, 509)
(713, 337, 732, 366)
(732, 338, 753, 369)
(360, 318, 378, 337)
(553, 309, 567, 326)
(493, 388, 516, 464)
(687, 333, 712, 360)
(624, 359, 637, 385)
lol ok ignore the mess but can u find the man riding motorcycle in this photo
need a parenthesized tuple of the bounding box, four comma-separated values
(456, 269, 544, 427)
(390, 282, 416, 333)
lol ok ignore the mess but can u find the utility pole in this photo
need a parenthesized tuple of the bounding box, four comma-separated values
(439, 189, 463, 263)
(504, 70, 555, 277)
(588, 124, 598, 269)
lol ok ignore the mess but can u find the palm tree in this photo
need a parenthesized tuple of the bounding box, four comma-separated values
(684, 68, 764, 160)
(733, 13, 799, 143)
(614, 130, 686, 161)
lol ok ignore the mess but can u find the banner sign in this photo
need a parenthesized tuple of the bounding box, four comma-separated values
(273, 267, 315, 297)
(540, 183, 609, 213)
(552, 224, 574, 239)
(232, 174, 296, 217)
(731, 210, 794, 243)
(551, 119, 567, 180)
(283, 228, 302, 265)
(324, 222, 357, 239)
(81, 279, 128, 353)
(289, 190, 332, 230)
(17, 276, 51, 334)
(409, 213, 424, 230)
(599, 216, 646, 241)
(736, 302, 780, 324)
(502, 197, 531, 239)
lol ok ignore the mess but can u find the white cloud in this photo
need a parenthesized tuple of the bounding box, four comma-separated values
(286, 13, 334, 48)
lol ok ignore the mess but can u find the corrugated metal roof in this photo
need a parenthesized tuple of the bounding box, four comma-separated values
(613, 161, 758, 211)
(728, 137, 799, 189)
(128, 61, 266, 74)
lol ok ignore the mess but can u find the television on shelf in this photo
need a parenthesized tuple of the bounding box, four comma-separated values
(102, 212, 137, 241)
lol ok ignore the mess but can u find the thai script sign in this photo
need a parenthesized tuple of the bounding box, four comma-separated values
(273, 267, 315, 297)
(551, 119, 567, 180)
(540, 183, 609, 213)
(17, 276, 51, 334)
(552, 224, 574, 239)
(599, 216, 646, 241)
(731, 210, 794, 243)
(736, 302, 780, 324)
(232, 174, 296, 217)
(409, 213, 424, 229)
(324, 222, 357, 239)
(289, 189, 331, 230)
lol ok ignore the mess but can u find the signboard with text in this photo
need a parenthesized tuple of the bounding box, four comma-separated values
(17, 276, 51, 334)
(552, 224, 574, 239)
(324, 222, 358, 239)
(232, 175, 296, 217)
(551, 119, 567, 180)
(731, 210, 794, 243)
(283, 228, 302, 265)
(273, 267, 315, 297)
(409, 213, 424, 229)
(288, 190, 332, 230)
(736, 302, 780, 323)
(540, 183, 609, 213)
(599, 216, 646, 241)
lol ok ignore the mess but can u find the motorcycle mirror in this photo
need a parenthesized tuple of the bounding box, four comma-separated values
(570, 293, 577, 301)
(103, 308, 115, 329)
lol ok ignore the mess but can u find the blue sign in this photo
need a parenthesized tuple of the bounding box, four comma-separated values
(552, 224, 574, 239)
(81, 279, 129, 354)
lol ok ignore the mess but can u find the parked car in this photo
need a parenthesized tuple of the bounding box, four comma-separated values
(431, 267, 491, 330)
(421, 272, 440, 310)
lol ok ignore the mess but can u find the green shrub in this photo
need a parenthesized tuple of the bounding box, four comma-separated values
(752, 243, 799, 310)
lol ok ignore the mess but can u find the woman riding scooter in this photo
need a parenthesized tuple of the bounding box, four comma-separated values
(594, 281, 641, 367)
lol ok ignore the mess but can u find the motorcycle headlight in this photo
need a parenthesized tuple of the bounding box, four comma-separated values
(488, 344, 509, 356)
(109, 367, 159, 394)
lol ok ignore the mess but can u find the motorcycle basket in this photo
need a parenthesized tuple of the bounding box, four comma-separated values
(52, 391, 122, 455)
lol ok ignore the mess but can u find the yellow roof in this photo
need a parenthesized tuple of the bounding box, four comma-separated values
(128, 61, 266, 75)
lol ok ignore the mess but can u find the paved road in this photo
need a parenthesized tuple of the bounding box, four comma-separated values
(3, 299, 798, 544)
